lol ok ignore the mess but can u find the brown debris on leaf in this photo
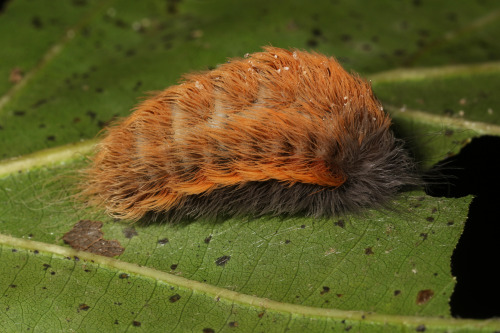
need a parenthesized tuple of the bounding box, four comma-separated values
(9, 67, 24, 83)
(63, 220, 124, 257)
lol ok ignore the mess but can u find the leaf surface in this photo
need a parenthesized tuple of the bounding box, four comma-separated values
(1, 0, 499, 331)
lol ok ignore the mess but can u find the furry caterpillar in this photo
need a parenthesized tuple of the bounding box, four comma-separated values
(83, 47, 417, 222)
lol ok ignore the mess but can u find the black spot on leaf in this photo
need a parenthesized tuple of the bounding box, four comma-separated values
(169, 294, 181, 303)
(215, 255, 231, 266)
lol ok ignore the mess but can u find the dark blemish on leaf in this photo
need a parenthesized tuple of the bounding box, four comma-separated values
(203, 329, 215, 333)
(320, 286, 330, 295)
(123, 227, 138, 239)
(215, 255, 231, 266)
(416, 289, 434, 305)
(416, 324, 426, 332)
(79, 304, 90, 311)
(119, 273, 129, 279)
(72, 0, 87, 6)
(13, 110, 25, 116)
(74, 256, 80, 261)
(133, 81, 142, 91)
(125, 49, 136, 57)
(433, 272, 438, 277)
(311, 28, 322, 36)
(132, 321, 141, 327)
(258, 311, 265, 318)
(300, 224, 306, 229)
(169, 294, 181, 303)
(11, 249, 17, 252)
(336, 294, 343, 298)
(394, 49, 406, 57)
(447, 220, 454, 226)
(443, 108, 454, 117)
(43, 264, 51, 270)
(166, 0, 181, 14)
(31, 99, 47, 108)
(50, 271, 56, 275)
(419, 233, 428, 241)
(73, 117, 81, 123)
(345, 326, 352, 331)
(228, 321, 238, 327)
(63, 220, 125, 257)
(340, 34, 351, 42)
(445, 129, 454, 137)
(158, 238, 169, 245)
(335, 220, 345, 228)
(114, 320, 119, 325)
(365, 247, 374, 255)
(394, 290, 401, 296)
(95, 87, 104, 93)
(84, 269, 91, 273)
(431, 207, 438, 213)
(9, 284, 16, 288)
(306, 39, 318, 47)
(170, 264, 178, 270)
(114, 19, 127, 29)
(285, 239, 291, 244)
(426, 217, 434, 222)
(86, 110, 96, 120)
(47, 135, 56, 141)
(33, 250, 39, 254)
(32, 16, 43, 29)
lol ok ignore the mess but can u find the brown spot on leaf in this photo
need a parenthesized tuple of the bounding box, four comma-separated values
(215, 255, 231, 266)
(169, 294, 181, 303)
(228, 321, 238, 327)
(63, 220, 124, 257)
(204, 235, 212, 244)
(416, 289, 434, 305)
(320, 286, 330, 295)
(9, 68, 24, 83)
(394, 290, 401, 296)
(78, 303, 90, 311)
(132, 321, 141, 327)
(158, 238, 169, 245)
(365, 247, 374, 255)
(119, 273, 129, 279)
(123, 227, 138, 239)
(416, 324, 426, 332)
(334, 220, 345, 228)
(203, 329, 215, 333)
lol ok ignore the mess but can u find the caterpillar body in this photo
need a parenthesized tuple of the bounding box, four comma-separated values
(83, 47, 417, 222)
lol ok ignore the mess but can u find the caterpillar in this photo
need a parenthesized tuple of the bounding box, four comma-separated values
(82, 47, 418, 222)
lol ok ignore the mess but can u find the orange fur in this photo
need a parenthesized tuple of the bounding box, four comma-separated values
(83, 47, 395, 220)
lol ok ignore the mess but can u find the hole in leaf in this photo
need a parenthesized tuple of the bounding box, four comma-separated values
(425, 135, 500, 318)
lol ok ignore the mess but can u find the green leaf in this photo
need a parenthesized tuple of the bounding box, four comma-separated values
(1, 0, 500, 331)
